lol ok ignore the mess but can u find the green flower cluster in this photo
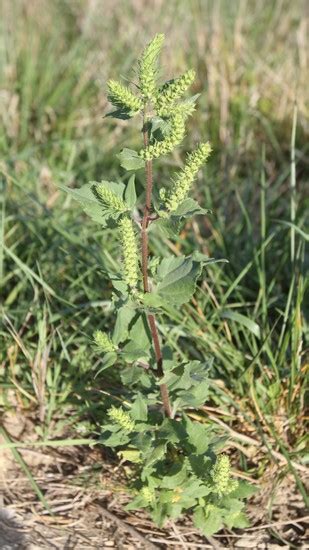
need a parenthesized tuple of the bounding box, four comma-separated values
(138, 33, 165, 100)
(118, 216, 139, 287)
(163, 142, 212, 212)
(107, 406, 135, 433)
(107, 79, 143, 114)
(95, 183, 127, 213)
(172, 101, 196, 119)
(141, 486, 155, 504)
(211, 454, 238, 497)
(93, 330, 116, 353)
(156, 69, 196, 116)
(140, 112, 186, 161)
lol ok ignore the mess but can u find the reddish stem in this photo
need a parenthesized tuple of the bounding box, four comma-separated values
(141, 113, 172, 418)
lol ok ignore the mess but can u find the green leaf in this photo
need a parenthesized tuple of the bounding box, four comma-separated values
(156, 256, 202, 306)
(229, 480, 258, 499)
(172, 198, 210, 218)
(58, 181, 126, 227)
(191, 251, 228, 266)
(102, 430, 130, 447)
(153, 217, 183, 238)
(160, 465, 187, 489)
(144, 443, 167, 467)
(125, 494, 150, 510)
(118, 448, 141, 463)
(274, 219, 309, 241)
(141, 292, 165, 308)
(157, 256, 186, 279)
(220, 310, 261, 339)
(224, 510, 250, 529)
(178, 379, 209, 407)
(58, 182, 110, 225)
(105, 108, 135, 120)
(95, 352, 117, 376)
(113, 300, 136, 345)
(131, 432, 153, 453)
(124, 174, 137, 208)
(117, 148, 145, 171)
(150, 116, 172, 140)
(110, 276, 129, 296)
(161, 360, 208, 391)
(121, 365, 152, 388)
(123, 314, 152, 354)
(130, 393, 148, 421)
(122, 349, 149, 362)
(193, 506, 223, 536)
(158, 418, 187, 444)
(184, 415, 211, 455)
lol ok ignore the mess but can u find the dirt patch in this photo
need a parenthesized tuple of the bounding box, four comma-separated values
(0, 411, 308, 549)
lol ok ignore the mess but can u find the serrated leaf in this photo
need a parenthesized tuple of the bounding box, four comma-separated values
(184, 415, 211, 454)
(110, 276, 129, 296)
(58, 181, 126, 227)
(161, 360, 208, 391)
(153, 217, 183, 238)
(117, 148, 145, 171)
(101, 430, 130, 447)
(121, 365, 152, 388)
(145, 443, 167, 467)
(229, 481, 258, 499)
(160, 465, 187, 489)
(58, 182, 110, 225)
(124, 174, 137, 208)
(225, 511, 250, 529)
(123, 314, 152, 354)
(193, 506, 223, 536)
(156, 256, 202, 306)
(172, 198, 210, 218)
(158, 419, 187, 444)
(113, 300, 136, 345)
(178, 379, 209, 408)
(130, 393, 148, 421)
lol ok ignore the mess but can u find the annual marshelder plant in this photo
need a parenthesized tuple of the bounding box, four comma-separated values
(61, 33, 254, 536)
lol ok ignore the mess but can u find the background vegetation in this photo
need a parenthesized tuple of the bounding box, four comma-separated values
(1, 0, 308, 541)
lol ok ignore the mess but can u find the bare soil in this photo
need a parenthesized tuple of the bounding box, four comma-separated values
(0, 411, 308, 550)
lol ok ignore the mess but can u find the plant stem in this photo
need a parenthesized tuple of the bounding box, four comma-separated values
(141, 112, 172, 418)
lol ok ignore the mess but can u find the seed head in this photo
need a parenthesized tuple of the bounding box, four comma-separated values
(140, 112, 186, 161)
(141, 486, 155, 504)
(138, 33, 165, 100)
(211, 454, 238, 497)
(107, 406, 135, 433)
(156, 69, 196, 116)
(164, 142, 212, 212)
(118, 216, 139, 287)
(95, 183, 127, 213)
(107, 79, 143, 113)
(94, 330, 116, 353)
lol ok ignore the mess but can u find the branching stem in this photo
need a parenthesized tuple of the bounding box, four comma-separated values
(141, 111, 172, 418)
